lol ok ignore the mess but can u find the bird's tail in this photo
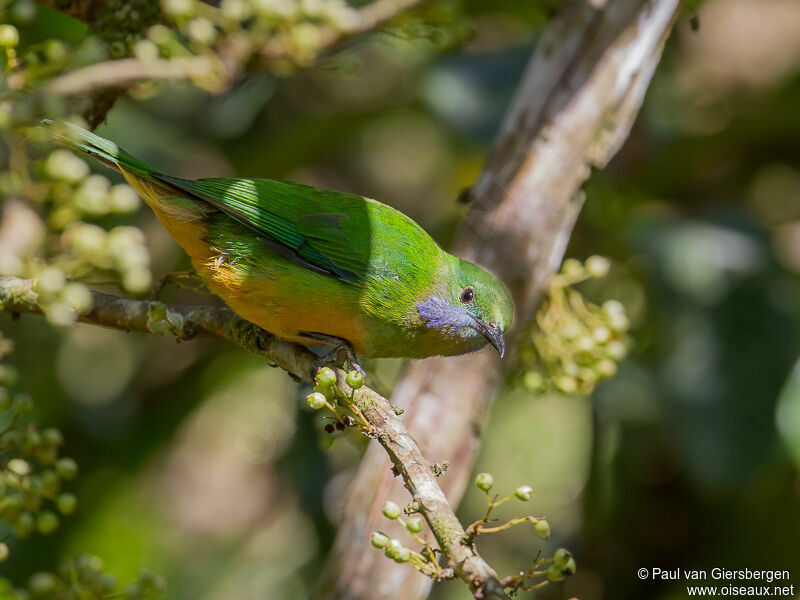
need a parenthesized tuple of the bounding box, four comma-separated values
(44, 120, 159, 179)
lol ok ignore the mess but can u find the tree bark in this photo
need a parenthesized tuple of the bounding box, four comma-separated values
(317, 1, 679, 598)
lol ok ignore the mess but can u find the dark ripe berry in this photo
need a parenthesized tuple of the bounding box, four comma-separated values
(324, 424, 335, 434)
(335, 421, 345, 432)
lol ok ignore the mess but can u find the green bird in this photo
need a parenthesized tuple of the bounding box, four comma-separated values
(52, 123, 514, 373)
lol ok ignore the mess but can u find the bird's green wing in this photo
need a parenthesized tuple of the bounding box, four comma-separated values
(153, 175, 369, 283)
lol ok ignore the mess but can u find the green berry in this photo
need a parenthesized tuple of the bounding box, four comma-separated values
(28, 572, 58, 595)
(148, 302, 167, 322)
(562, 556, 577, 576)
(522, 371, 547, 393)
(0, 25, 19, 48)
(406, 516, 423, 533)
(7, 458, 31, 476)
(606, 340, 627, 360)
(0, 542, 8, 561)
(165, 310, 184, 332)
(346, 370, 364, 390)
(57, 493, 77, 515)
(596, 359, 618, 379)
(546, 564, 565, 582)
(393, 546, 411, 563)
(163, 0, 194, 17)
(585, 255, 611, 278)
(382, 501, 401, 520)
(313, 384, 334, 401)
(11, 1, 38, 23)
(28, 573, 58, 598)
(534, 519, 551, 539)
(515, 485, 533, 501)
(56, 457, 78, 480)
(474, 472, 493, 492)
(315, 367, 336, 388)
(554, 548, 572, 568)
(384, 538, 403, 559)
(562, 258, 584, 277)
(554, 376, 578, 394)
(36, 511, 59, 534)
(306, 392, 328, 410)
(370, 531, 389, 548)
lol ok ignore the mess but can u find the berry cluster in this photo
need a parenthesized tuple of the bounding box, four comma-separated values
(0, 554, 166, 600)
(0, 348, 77, 559)
(519, 256, 630, 396)
(370, 471, 578, 591)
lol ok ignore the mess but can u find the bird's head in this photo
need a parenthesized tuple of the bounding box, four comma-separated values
(416, 257, 514, 357)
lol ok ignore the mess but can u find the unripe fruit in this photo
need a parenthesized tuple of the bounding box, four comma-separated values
(148, 302, 167, 322)
(306, 392, 327, 410)
(393, 546, 411, 563)
(474, 472, 493, 492)
(0, 25, 19, 48)
(382, 501, 401, 520)
(585, 255, 611, 278)
(515, 486, 533, 501)
(546, 564, 565, 582)
(554, 548, 572, 568)
(562, 557, 577, 576)
(346, 370, 364, 389)
(406, 516, 423, 533)
(534, 519, 550, 539)
(36, 511, 59, 534)
(57, 493, 77, 515)
(315, 367, 336, 388)
(370, 531, 389, 548)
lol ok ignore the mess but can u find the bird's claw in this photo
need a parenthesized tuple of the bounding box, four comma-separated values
(310, 342, 364, 383)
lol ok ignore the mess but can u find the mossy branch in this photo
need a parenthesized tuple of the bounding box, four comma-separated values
(0, 276, 509, 599)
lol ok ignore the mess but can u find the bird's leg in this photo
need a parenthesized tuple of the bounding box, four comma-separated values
(149, 270, 207, 300)
(300, 332, 365, 382)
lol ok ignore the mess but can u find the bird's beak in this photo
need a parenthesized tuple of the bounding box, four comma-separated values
(470, 317, 506, 358)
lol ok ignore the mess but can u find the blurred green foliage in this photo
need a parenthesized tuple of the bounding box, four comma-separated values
(1, 0, 800, 599)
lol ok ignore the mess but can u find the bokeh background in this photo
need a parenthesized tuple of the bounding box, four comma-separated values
(2, 0, 800, 598)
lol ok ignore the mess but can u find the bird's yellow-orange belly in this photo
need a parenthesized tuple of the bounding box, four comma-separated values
(195, 257, 371, 354)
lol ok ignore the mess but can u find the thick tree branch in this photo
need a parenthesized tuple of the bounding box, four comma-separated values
(0, 276, 507, 599)
(320, 1, 680, 599)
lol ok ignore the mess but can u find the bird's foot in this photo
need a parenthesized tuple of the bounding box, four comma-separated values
(308, 339, 364, 383)
(149, 270, 207, 300)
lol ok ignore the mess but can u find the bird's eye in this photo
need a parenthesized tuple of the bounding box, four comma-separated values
(459, 287, 475, 304)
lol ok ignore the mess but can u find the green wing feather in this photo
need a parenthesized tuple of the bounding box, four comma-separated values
(153, 175, 369, 283)
(48, 122, 428, 286)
